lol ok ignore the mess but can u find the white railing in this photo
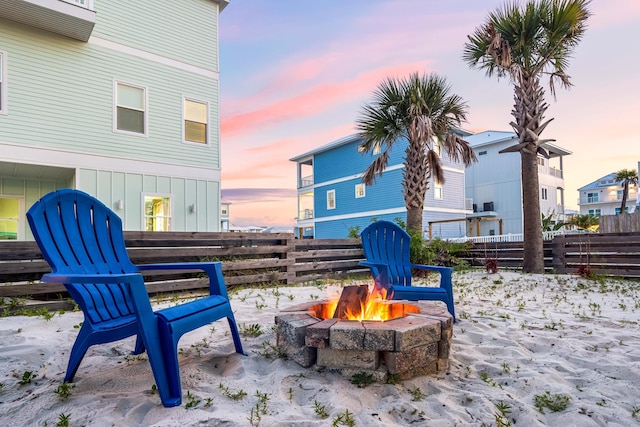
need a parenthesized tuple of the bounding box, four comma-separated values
(300, 175, 313, 187)
(444, 230, 571, 244)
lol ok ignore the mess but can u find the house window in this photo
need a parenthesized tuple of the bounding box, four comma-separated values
(183, 98, 208, 144)
(115, 81, 146, 135)
(615, 207, 629, 215)
(587, 192, 598, 203)
(358, 143, 381, 155)
(355, 184, 365, 198)
(0, 197, 19, 240)
(434, 180, 443, 200)
(144, 195, 171, 231)
(541, 188, 548, 200)
(617, 190, 624, 200)
(0, 51, 6, 114)
(588, 209, 601, 217)
(327, 190, 336, 210)
(537, 157, 545, 166)
(221, 203, 229, 215)
(478, 150, 487, 156)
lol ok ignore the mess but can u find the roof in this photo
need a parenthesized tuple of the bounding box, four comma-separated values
(289, 134, 361, 162)
(578, 172, 621, 191)
(464, 130, 572, 157)
(290, 127, 475, 162)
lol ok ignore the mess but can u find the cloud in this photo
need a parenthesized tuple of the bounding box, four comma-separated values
(221, 61, 430, 139)
(221, 188, 297, 204)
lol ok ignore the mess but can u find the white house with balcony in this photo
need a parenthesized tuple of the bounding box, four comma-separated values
(578, 172, 638, 216)
(464, 131, 571, 237)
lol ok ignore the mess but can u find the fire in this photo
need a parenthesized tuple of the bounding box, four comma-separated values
(343, 285, 391, 321)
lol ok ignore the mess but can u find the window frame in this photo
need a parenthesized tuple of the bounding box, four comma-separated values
(327, 189, 336, 210)
(182, 96, 210, 145)
(143, 194, 172, 231)
(0, 51, 7, 115)
(434, 180, 443, 200)
(355, 184, 365, 199)
(587, 192, 599, 203)
(113, 80, 148, 136)
(541, 187, 548, 200)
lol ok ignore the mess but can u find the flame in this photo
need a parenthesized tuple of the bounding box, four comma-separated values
(343, 285, 391, 321)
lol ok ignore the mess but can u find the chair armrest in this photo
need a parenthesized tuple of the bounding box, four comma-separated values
(41, 272, 143, 285)
(136, 262, 228, 299)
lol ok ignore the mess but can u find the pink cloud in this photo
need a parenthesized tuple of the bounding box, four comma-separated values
(221, 61, 430, 139)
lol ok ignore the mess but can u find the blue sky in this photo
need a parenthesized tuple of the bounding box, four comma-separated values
(219, 0, 640, 227)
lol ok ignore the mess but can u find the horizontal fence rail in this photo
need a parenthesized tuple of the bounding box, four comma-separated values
(1, 231, 639, 311)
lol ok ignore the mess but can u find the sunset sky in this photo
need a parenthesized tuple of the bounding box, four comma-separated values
(219, 0, 640, 227)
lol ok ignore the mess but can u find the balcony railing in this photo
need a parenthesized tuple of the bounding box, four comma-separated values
(298, 209, 314, 220)
(2, 0, 96, 41)
(300, 175, 314, 188)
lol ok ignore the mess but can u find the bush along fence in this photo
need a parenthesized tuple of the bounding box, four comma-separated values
(1, 231, 639, 312)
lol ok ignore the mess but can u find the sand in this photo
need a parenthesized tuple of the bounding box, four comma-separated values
(1, 271, 639, 426)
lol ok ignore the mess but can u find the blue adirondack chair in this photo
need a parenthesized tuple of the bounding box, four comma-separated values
(26, 189, 245, 407)
(359, 221, 456, 322)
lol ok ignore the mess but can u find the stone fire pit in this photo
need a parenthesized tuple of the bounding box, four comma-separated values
(275, 298, 453, 380)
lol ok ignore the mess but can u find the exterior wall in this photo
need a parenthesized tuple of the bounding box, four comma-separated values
(465, 131, 570, 236)
(0, 0, 224, 239)
(578, 182, 637, 216)
(465, 139, 524, 235)
(300, 135, 470, 239)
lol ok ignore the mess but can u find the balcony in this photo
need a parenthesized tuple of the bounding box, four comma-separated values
(1, 0, 96, 42)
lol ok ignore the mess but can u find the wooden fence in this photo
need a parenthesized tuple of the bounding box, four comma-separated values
(0, 232, 367, 307)
(1, 231, 639, 311)
(600, 212, 640, 233)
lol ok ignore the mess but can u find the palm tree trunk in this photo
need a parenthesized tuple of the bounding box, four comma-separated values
(403, 141, 428, 233)
(620, 182, 628, 213)
(521, 150, 545, 273)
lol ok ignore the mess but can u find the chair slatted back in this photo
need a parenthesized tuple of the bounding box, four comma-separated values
(27, 189, 137, 324)
(360, 221, 414, 287)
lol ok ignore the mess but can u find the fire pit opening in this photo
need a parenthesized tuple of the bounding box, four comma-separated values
(275, 285, 453, 381)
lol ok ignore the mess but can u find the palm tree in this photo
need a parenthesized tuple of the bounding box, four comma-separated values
(569, 214, 598, 231)
(356, 73, 476, 234)
(614, 169, 638, 214)
(463, 0, 590, 273)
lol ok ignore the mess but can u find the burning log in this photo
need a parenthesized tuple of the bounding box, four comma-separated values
(332, 285, 369, 320)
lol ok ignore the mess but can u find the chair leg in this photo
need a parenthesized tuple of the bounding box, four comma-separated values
(226, 315, 246, 356)
(64, 325, 93, 382)
(133, 335, 145, 355)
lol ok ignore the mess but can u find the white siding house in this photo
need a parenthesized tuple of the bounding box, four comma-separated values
(578, 172, 638, 216)
(0, 0, 229, 240)
(464, 131, 571, 237)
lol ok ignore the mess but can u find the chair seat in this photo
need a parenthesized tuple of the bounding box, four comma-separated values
(157, 295, 228, 323)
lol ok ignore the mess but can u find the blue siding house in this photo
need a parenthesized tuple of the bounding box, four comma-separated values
(0, 0, 229, 240)
(290, 133, 472, 239)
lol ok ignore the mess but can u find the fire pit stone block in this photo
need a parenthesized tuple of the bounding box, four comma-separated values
(383, 342, 438, 377)
(393, 316, 441, 352)
(275, 313, 319, 347)
(317, 348, 378, 370)
(276, 335, 317, 368)
(329, 321, 365, 350)
(362, 321, 395, 351)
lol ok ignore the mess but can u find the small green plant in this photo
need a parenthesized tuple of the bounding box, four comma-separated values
(54, 382, 75, 399)
(55, 413, 71, 427)
(332, 408, 355, 427)
(386, 374, 401, 385)
(533, 391, 570, 414)
(313, 400, 329, 419)
(287, 387, 294, 401)
(351, 372, 374, 388)
(252, 340, 286, 359)
(632, 406, 640, 418)
(409, 387, 424, 401)
(240, 323, 264, 338)
(494, 401, 512, 427)
(218, 383, 247, 400)
(18, 370, 37, 385)
(185, 390, 201, 409)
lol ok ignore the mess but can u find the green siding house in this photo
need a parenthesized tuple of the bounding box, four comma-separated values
(0, 0, 229, 240)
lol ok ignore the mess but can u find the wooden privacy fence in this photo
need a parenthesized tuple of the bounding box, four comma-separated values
(600, 212, 640, 233)
(2, 231, 640, 311)
(0, 232, 368, 306)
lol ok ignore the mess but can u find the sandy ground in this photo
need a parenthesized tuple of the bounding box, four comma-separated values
(1, 270, 639, 426)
